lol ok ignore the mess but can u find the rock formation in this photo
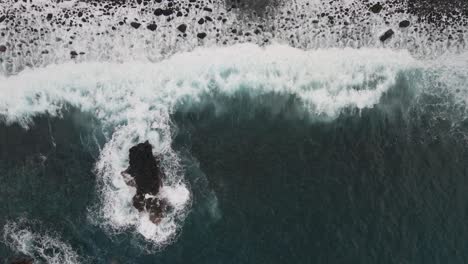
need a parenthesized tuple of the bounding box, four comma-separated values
(122, 141, 167, 223)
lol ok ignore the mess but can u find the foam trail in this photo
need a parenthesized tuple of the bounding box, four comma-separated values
(0, 44, 420, 247)
(2, 220, 82, 264)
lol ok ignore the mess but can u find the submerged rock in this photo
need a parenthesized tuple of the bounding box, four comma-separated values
(379, 29, 394, 42)
(399, 20, 411, 28)
(130, 22, 141, 29)
(177, 24, 187, 33)
(122, 141, 167, 223)
(370, 3, 383, 14)
(10, 256, 33, 264)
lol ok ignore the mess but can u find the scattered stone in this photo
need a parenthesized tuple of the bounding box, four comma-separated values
(399, 20, 411, 28)
(46, 13, 53, 21)
(177, 24, 187, 33)
(370, 3, 383, 14)
(147, 23, 157, 31)
(198, 18, 205, 24)
(0, 45, 6, 52)
(130, 22, 141, 29)
(197, 32, 207, 39)
(379, 29, 394, 42)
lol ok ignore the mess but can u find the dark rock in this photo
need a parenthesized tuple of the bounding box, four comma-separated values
(146, 23, 157, 31)
(122, 141, 167, 222)
(177, 24, 187, 33)
(203, 7, 213, 12)
(70, 50, 78, 58)
(130, 22, 141, 29)
(399, 20, 411, 28)
(0, 45, 6, 52)
(198, 18, 205, 25)
(162, 9, 173, 16)
(154, 8, 163, 16)
(46, 13, 53, 21)
(0, 15, 6, 23)
(370, 3, 383, 13)
(197, 32, 207, 39)
(379, 29, 394, 42)
(124, 141, 163, 195)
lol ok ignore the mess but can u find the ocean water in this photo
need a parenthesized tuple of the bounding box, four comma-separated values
(1, 0, 468, 263)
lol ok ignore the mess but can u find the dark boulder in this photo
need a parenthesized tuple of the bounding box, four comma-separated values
(162, 9, 173, 16)
(0, 45, 6, 52)
(197, 32, 207, 39)
(122, 141, 167, 222)
(379, 29, 394, 42)
(130, 22, 141, 29)
(154, 8, 163, 16)
(70, 50, 78, 58)
(177, 24, 187, 33)
(124, 141, 163, 195)
(370, 3, 383, 14)
(146, 23, 157, 31)
(399, 20, 411, 28)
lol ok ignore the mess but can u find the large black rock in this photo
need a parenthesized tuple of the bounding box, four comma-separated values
(123, 141, 167, 222)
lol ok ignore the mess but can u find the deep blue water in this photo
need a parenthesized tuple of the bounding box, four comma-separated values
(1, 72, 468, 263)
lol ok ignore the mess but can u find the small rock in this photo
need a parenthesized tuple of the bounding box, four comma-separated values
(203, 7, 213, 12)
(0, 15, 6, 23)
(162, 9, 173, 16)
(370, 3, 383, 14)
(399, 20, 411, 28)
(154, 8, 163, 16)
(147, 23, 157, 31)
(70, 50, 78, 58)
(130, 22, 141, 29)
(0, 45, 6, 52)
(177, 24, 187, 33)
(46, 13, 53, 21)
(379, 29, 394, 42)
(197, 32, 207, 39)
(198, 18, 205, 25)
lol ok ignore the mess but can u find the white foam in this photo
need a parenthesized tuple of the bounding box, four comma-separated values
(2, 221, 82, 264)
(0, 44, 419, 247)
